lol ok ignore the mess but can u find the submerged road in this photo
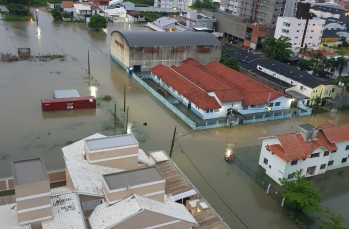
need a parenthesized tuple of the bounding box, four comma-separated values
(1, 10, 349, 228)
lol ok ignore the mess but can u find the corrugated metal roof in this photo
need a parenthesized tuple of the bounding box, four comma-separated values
(53, 90, 80, 99)
(113, 31, 221, 47)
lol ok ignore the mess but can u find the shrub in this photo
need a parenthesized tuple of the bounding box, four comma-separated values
(62, 12, 72, 18)
(88, 14, 107, 30)
(6, 4, 28, 16)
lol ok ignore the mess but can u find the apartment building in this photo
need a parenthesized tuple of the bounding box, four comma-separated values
(259, 121, 349, 185)
(154, 0, 196, 10)
(274, 2, 325, 52)
(0, 133, 228, 229)
(274, 17, 325, 52)
(219, 0, 287, 26)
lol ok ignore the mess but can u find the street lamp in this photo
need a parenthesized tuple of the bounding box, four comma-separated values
(35, 9, 38, 26)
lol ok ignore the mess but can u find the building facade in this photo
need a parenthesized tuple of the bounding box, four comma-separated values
(274, 17, 325, 52)
(110, 31, 221, 71)
(259, 121, 349, 185)
(154, 0, 197, 10)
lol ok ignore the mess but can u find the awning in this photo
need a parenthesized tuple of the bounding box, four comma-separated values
(286, 90, 309, 100)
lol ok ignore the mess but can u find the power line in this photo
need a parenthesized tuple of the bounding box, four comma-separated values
(174, 140, 250, 229)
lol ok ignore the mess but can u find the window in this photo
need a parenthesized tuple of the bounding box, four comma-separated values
(311, 30, 314, 32)
(332, 88, 335, 92)
(312, 24, 315, 26)
(250, 105, 255, 108)
(332, 150, 337, 153)
(282, 29, 289, 34)
(342, 158, 347, 163)
(275, 102, 281, 106)
(283, 22, 290, 27)
(300, 86, 304, 90)
(264, 158, 268, 165)
(269, 165, 272, 169)
(346, 145, 349, 150)
(324, 151, 330, 156)
(310, 153, 320, 158)
(269, 103, 274, 107)
(288, 173, 293, 179)
(328, 160, 334, 166)
(296, 30, 300, 32)
(242, 106, 248, 110)
(295, 37, 298, 39)
(320, 164, 326, 169)
(310, 37, 312, 38)
(294, 43, 297, 45)
(298, 23, 301, 26)
(291, 160, 297, 165)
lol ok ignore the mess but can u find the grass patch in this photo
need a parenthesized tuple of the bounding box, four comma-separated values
(1, 11, 32, 21)
(125, 0, 153, 5)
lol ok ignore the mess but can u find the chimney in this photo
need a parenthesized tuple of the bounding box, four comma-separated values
(297, 124, 319, 141)
(186, 199, 208, 215)
(12, 158, 52, 228)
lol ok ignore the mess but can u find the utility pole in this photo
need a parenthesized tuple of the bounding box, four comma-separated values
(125, 106, 129, 134)
(36, 9, 38, 26)
(169, 126, 177, 158)
(88, 49, 90, 76)
(229, 100, 234, 127)
(123, 83, 126, 113)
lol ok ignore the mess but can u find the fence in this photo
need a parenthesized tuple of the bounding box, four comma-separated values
(242, 111, 292, 124)
(231, 148, 320, 229)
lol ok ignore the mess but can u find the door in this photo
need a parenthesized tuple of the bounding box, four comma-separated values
(133, 65, 141, 72)
(188, 102, 191, 109)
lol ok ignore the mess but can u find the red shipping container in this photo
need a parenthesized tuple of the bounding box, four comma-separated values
(41, 96, 96, 111)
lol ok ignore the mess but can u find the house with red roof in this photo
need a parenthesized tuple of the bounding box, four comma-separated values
(150, 59, 291, 120)
(62, 1, 78, 14)
(259, 121, 349, 185)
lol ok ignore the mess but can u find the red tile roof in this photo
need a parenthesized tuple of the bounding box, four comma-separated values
(314, 131, 338, 151)
(317, 120, 336, 129)
(303, 50, 336, 58)
(319, 123, 349, 143)
(150, 65, 221, 110)
(62, 1, 76, 8)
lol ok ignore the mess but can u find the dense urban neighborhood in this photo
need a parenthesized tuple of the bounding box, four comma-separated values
(0, 0, 349, 228)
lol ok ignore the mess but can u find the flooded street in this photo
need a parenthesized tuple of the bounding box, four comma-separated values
(1, 10, 349, 229)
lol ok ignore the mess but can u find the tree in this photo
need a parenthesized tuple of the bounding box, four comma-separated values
(88, 14, 107, 30)
(342, 41, 349, 48)
(321, 208, 348, 229)
(279, 171, 322, 214)
(297, 59, 312, 70)
(335, 56, 348, 76)
(191, 0, 217, 9)
(335, 74, 349, 95)
(223, 56, 240, 71)
(262, 36, 293, 62)
(309, 50, 324, 72)
(50, 8, 61, 21)
(324, 57, 337, 76)
(219, 49, 227, 63)
(299, 44, 309, 58)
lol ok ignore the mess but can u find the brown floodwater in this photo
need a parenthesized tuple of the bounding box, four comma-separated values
(1, 10, 349, 229)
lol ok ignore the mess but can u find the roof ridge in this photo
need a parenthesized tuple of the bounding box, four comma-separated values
(169, 66, 207, 93)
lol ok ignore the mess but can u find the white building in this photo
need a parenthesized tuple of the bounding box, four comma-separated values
(73, 4, 92, 20)
(259, 121, 349, 185)
(274, 17, 325, 53)
(105, 7, 127, 21)
(150, 59, 291, 120)
(154, 0, 198, 10)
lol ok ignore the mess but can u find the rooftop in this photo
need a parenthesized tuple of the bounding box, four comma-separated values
(89, 194, 198, 229)
(61, 1, 77, 8)
(265, 121, 342, 162)
(42, 189, 86, 229)
(112, 31, 221, 47)
(153, 16, 177, 27)
(302, 50, 336, 58)
(322, 28, 349, 39)
(53, 89, 80, 99)
(84, 134, 138, 151)
(103, 166, 164, 190)
(127, 10, 142, 16)
(311, 5, 347, 20)
(12, 158, 48, 186)
(149, 150, 169, 163)
(0, 204, 31, 229)
(194, 207, 227, 229)
(299, 124, 316, 131)
(325, 17, 346, 25)
(73, 4, 91, 11)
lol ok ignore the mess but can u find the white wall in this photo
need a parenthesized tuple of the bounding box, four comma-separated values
(259, 137, 287, 185)
(63, 8, 74, 13)
(303, 19, 325, 50)
(328, 141, 349, 170)
(268, 96, 292, 111)
(274, 17, 324, 52)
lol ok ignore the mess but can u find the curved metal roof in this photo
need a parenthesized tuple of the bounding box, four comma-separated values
(112, 31, 221, 47)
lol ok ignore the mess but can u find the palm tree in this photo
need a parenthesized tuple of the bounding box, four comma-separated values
(335, 56, 348, 76)
(310, 51, 325, 73)
(299, 44, 309, 59)
(323, 57, 337, 77)
(335, 74, 349, 95)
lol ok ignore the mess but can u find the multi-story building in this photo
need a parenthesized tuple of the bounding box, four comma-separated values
(259, 121, 349, 185)
(219, 0, 287, 26)
(0, 133, 229, 229)
(154, 0, 197, 10)
(274, 2, 325, 52)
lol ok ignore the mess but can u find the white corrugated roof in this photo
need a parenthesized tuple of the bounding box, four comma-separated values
(73, 4, 91, 10)
(89, 194, 198, 229)
(42, 190, 86, 229)
(62, 134, 124, 196)
(138, 149, 155, 166)
(0, 204, 31, 229)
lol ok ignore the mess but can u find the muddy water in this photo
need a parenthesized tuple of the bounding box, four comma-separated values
(1, 10, 349, 229)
